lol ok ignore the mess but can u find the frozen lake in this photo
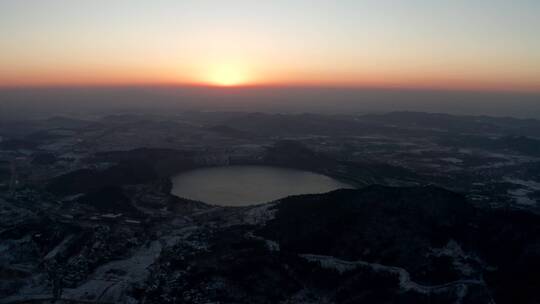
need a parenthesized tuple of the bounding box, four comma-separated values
(171, 165, 353, 206)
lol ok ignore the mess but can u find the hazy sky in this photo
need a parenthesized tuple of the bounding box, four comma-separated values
(1, 0, 539, 91)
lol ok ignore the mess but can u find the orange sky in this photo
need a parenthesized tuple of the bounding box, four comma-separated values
(1, 1, 539, 93)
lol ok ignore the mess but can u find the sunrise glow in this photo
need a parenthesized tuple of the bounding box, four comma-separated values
(206, 64, 250, 87)
(0, 1, 539, 92)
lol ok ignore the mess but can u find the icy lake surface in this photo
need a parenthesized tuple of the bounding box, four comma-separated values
(171, 165, 353, 206)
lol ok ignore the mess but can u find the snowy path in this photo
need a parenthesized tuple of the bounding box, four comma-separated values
(300, 254, 485, 294)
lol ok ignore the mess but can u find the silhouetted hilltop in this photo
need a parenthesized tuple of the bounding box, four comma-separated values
(255, 185, 540, 303)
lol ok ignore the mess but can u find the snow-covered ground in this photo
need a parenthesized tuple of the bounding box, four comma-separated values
(61, 239, 162, 302)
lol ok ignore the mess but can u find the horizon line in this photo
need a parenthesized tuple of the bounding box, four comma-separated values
(1, 82, 540, 95)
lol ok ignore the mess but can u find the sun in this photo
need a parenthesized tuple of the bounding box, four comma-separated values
(207, 64, 249, 87)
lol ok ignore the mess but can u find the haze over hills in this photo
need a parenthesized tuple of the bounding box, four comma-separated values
(1, 86, 540, 121)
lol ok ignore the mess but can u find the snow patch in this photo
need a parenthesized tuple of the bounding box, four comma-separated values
(505, 178, 540, 206)
(243, 203, 277, 226)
